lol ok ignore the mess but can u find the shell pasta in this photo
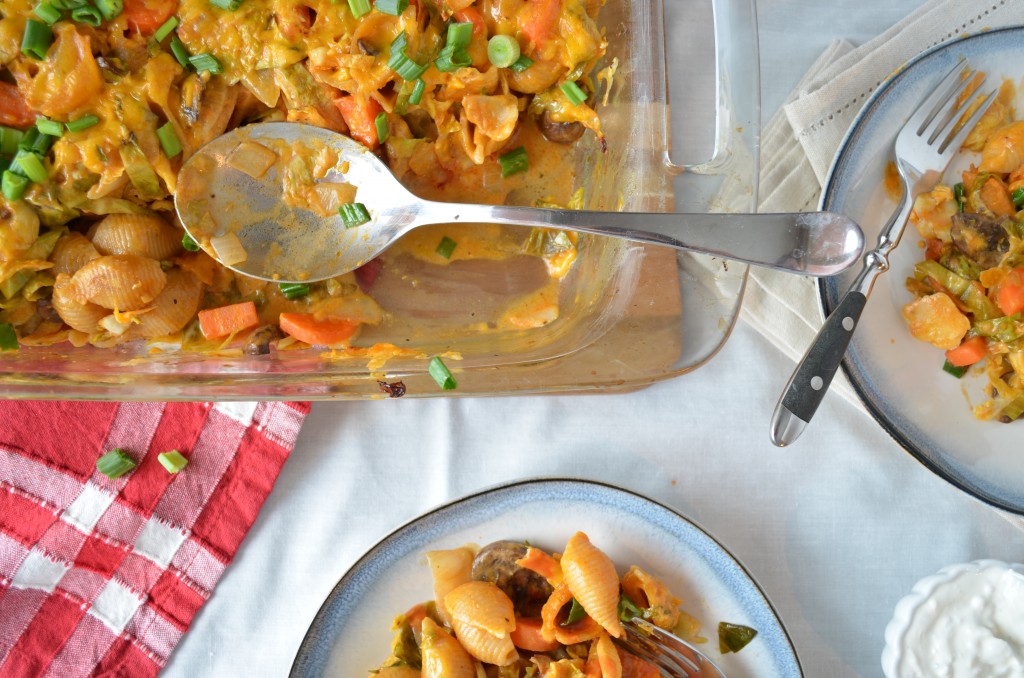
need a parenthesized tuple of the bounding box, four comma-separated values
(369, 533, 700, 678)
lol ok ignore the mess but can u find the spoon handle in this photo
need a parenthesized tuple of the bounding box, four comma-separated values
(422, 204, 864, 277)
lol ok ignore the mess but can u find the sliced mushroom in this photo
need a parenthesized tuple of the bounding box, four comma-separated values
(471, 540, 554, 617)
(537, 110, 584, 144)
(404, 108, 439, 141)
(950, 212, 1011, 270)
(357, 38, 379, 56)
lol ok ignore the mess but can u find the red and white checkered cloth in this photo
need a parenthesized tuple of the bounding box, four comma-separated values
(0, 400, 309, 677)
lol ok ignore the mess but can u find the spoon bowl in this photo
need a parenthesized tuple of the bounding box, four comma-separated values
(175, 122, 864, 283)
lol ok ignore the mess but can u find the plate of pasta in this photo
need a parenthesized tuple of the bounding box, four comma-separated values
(818, 26, 1024, 515)
(289, 478, 801, 677)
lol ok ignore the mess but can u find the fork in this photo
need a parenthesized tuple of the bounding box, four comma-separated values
(615, 618, 727, 678)
(769, 61, 998, 447)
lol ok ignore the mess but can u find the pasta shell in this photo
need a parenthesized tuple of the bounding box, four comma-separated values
(51, 273, 107, 333)
(561, 532, 623, 638)
(90, 213, 183, 260)
(621, 566, 681, 629)
(445, 581, 518, 666)
(71, 255, 167, 311)
(426, 548, 475, 626)
(420, 617, 476, 678)
(585, 631, 622, 678)
(50, 232, 100, 276)
(133, 269, 204, 338)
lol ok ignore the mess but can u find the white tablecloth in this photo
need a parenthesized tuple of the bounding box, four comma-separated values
(166, 2, 1024, 676)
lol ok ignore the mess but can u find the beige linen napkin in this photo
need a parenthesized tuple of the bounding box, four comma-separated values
(745, 0, 1024, 406)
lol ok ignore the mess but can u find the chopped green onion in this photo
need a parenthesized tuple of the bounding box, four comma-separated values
(21, 19, 53, 60)
(188, 52, 222, 74)
(719, 622, 758, 654)
(435, 235, 457, 259)
(18, 127, 39, 151)
(156, 122, 182, 158)
(942, 359, 967, 378)
(210, 0, 242, 8)
(0, 323, 18, 351)
(388, 51, 427, 81)
(279, 282, 310, 300)
(953, 182, 966, 212)
(498, 146, 527, 177)
(562, 598, 587, 626)
(487, 34, 519, 68)
(157, 449, 189, 473)
(393, 80, 414, 115)
(34, 2, 62, 24)
(446, 21, 473, 49)
(182, 233, 200, 251)
(96, 448, 136, 479)
(339, 202, 370, 228)
(560, 80, 587, 106)
(66, 114, 100, 132)
(617, 594, 643, 622)
(508, 54, 533, 73)
(153, 15, 178, 41)
(409, 78, 425, 105)
(390, 30, 407, 54)
(94, 0, 122, 21)
(2, 170, 29, 201)
(374, 0, 407, 15)
(50, 0, 87, 9)
(375, 111, 388, 143)
(0, 126, 24, 155)
(15, 152, 48, 183)
(428, 355, 457, 390)
(347, 0, 370, 18)
(35, 117, 63, 137)
(169, 34, 191, 67)
(70, 4, 102, 26)
(434, 45, 471, 72)
(30, 132, 55, 155)
(1013, 186, 1024, 209)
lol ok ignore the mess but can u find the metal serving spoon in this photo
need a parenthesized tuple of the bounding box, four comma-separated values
(174, 122, 864, 283)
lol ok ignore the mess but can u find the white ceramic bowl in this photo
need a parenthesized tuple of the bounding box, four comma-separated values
(881, 559, 1024, 677)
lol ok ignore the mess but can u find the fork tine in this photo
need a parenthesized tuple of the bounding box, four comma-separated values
(638, 620, 717, 671)
(615, 635, 692, 678)
(616, 628, 695, 678)
(622, 623, 701, 674)
(925, 72, 984, 144)
(907, 61, 970, 135)
(937, 87, 998, 155)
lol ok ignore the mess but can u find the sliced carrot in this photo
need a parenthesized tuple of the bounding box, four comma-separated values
(122, 0, 178, 35)
(332, 95, 383, 150)
(979, 176, 1016, 216)
(924, 238, 945, 262)
(945, 335, 988, 368)
(0, 82, 36, 129)
(198, 301, 260, 339)
(519, 0, 561, 49)
(998, 267, 1024, 316)
(618, 648, 661, 678)
(279, 312, 360, 346)
(510, 616, 561, 652)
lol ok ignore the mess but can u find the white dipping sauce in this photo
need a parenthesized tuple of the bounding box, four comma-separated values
(899, 564, 1024, 677)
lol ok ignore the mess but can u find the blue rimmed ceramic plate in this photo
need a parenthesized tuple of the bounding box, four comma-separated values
(819, 27, 1024, 515)
(290, 478, 801, 677)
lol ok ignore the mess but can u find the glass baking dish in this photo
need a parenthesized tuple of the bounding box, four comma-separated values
(0, 0, 758, 400)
